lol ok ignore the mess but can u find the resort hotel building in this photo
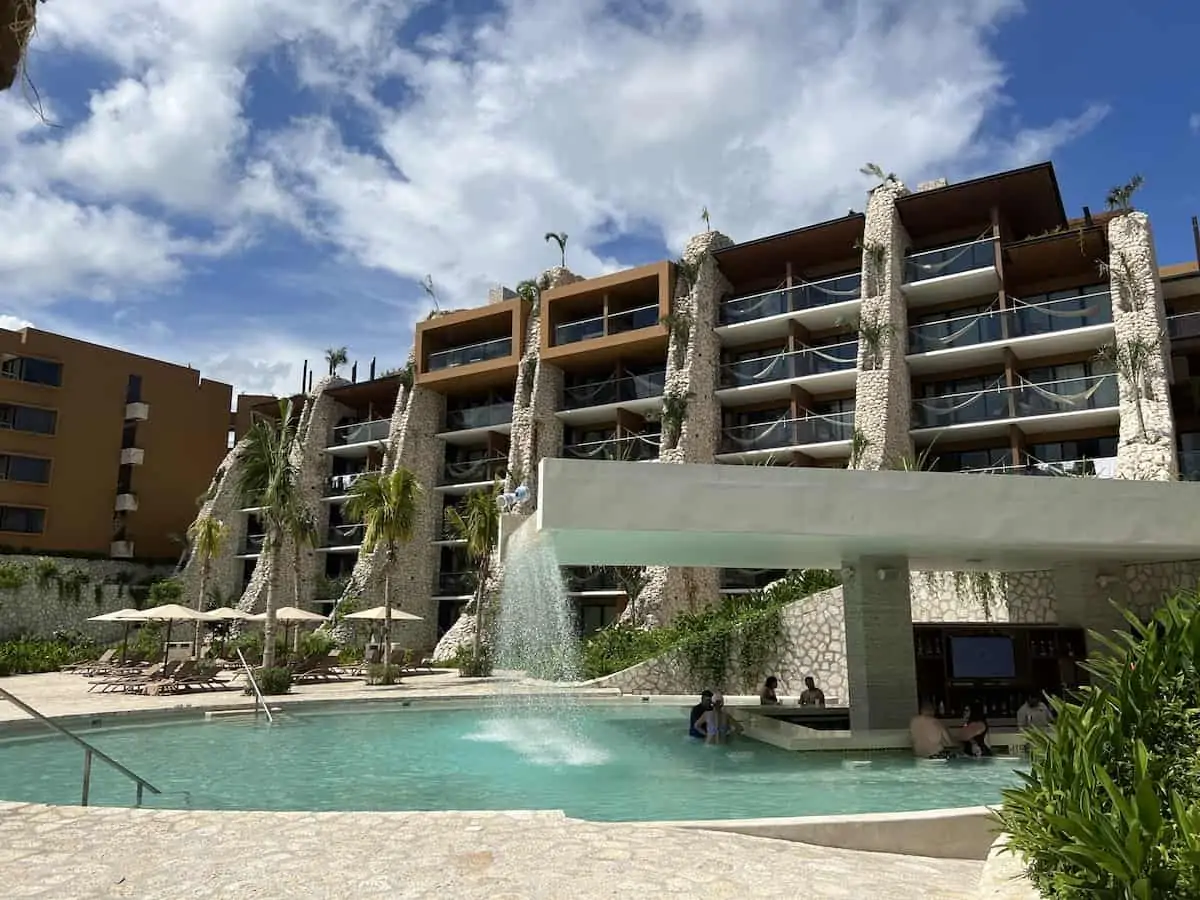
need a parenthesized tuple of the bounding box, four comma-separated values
(167, 161, 1200, 709)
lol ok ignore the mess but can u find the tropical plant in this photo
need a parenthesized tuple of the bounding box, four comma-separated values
(515, 278, 542, 316)
(421, 274, 441, 313)
(850, 309, 894, 370)
(673, 256, 702, 296)
(444, 483, 501, 665)
(0, 562, 27, 592)
(660, 391, 690, 450)
(146, 579, 183, 606)
(1097, 250, 1141, 313)
(253, 666, 292, 695)
(324, 346, 349, 376)
(999, 591, 1200, 897)
(1105, 174, 1145, 213)
(345, 468, 423, 671)
(544, 231, 568, 269)
(848, 427, 871, 469)
(854, 237, 889, 297)
(238, 398, 303, 669)
(859, 162, 898, 188)
(186, 515, 227, 654)
(700, 205, 711, 232)
(33, 557, 57, 588)
(1097, 337, 1160, 438)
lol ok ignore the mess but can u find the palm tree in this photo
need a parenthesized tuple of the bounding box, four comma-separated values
(238, 399, 303, 670)
(421, 274, 441, 314)
(186, 514, 227, 655)
(544, 231, 568, 269)
(700, 206, 711, 232)
(345, 468, 423, 669)
(444, 484, 501, 663)
(325, 346, 349, 376)
(1105, 175, 1144, 212)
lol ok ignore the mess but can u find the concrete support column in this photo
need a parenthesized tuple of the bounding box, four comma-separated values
(843, 557, 917, 731)
(1052, 562, 1130, 657)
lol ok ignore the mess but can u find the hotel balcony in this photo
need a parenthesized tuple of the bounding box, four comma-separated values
(716, 272, 862, 345)
(557, 369, 665, 426)
(114, 492, 138, 513)
(720, 568, 788, 593)
(437, 455, 507, 493)
(239, 533, 265, 557)
(563, 566, 622, 596)
(326, 419, 390, 457)
(124, 402, 150, 422)
(716, 339, 858, 404)
(541, 262, 671, 365)
(323, 523, 365, 552)
(119, 447, 145, 466)
(906, 290, 1114, 376)
(902, 237, 999, 307)
(563, 433, 661, 462)
(437, 399, 514, 445)
(324, 469, 381, 500)
(934, 449, 1118, 478)
(1168, 311, 1200, 344)
(109, 541, 134, 559)
(435, 570, 476, 598)
(1180, 450, 1200, 482)
(714, 411, 854, 463)
(911, 373, 1118, 443)
(415, 297, 525, 390)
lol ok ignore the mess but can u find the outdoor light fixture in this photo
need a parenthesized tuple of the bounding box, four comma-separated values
(514, 484, 529, 503)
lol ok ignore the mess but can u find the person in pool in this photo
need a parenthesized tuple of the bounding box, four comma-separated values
(760, 676, 780, 705)
(698, 692, 743, 744)
(960, 703, 994, 758)
(688, 690, 713, 738)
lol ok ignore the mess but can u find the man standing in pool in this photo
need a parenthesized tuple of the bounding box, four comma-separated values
(688, 690, 713, 738)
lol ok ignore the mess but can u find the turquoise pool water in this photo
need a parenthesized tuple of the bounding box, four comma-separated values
(0, 703, 1023, 819)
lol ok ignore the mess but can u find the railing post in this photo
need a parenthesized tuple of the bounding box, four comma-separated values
(81, 749, 93, 806)
(136, 783, 144, 807)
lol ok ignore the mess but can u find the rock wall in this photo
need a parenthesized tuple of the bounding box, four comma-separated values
(1124, 559, 1200, 620)
(238, 377, 345, 614)
(909, 570, 1056, 623)
(593, 586, 848, 701)
(0, 556, 173, 640)
(849, 182, 913, 470)
(1108, 212, 1177, 481)
(637, 231, 733, 626)
(176, 438, 252, 610)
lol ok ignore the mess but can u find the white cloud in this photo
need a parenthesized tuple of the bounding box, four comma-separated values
(0, 314, 34, 331)
(1, 0, 1109, 395)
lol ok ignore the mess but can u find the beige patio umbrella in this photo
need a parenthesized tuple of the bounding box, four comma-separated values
(345, 607, 424, 662)
(205, 607, 253, 620)
(249, 606, 329, 652)
(128, 604, 215, 660)
(87, 608, 145, 662)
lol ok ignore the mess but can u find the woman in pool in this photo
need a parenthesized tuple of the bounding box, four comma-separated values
(960, 703, 994, 758)
(760, 676, 780, 705)
(698, 692, 744, 744)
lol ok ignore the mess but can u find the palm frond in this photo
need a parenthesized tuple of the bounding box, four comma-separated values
(443, 482, 500, 565)
(345, 467, 423, 560)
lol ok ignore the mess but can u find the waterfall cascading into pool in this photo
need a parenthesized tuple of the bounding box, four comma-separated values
(494, 526, 582, 683)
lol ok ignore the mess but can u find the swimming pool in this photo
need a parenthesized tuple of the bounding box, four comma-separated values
(0, 702, 1023, 819)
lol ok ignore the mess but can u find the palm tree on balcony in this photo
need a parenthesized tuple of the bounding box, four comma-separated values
(345, 468, 423, 669)
(444, 484, 501, 664)
(238, 398, 302, 670)
(325, 346, 349, 376)
(186, 514, 227, 655)
(544, 232, 568, 269)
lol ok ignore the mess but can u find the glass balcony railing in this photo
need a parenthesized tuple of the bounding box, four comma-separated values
(719, 272, 862, 326)
(719, 411, 855, 454)
(436, 571, 476, 596)
(904, 237, 996, 285)
(1168, 312, 1200, 342)
(325, 469, 381, 496)
(912, 374, 1117, 430)
(563, 434, 661, 461)
(563, 370, 666, 409)
(242, 534, 265, 555)
(720, 340, 858, 388)
(444, 401, 514, 431)
(441, 456, 507, 486)
(949, 455, 1117, 478)
(330, 419, 389, 446)
(325, 523, 365, 548)
(564, 567, 617, 593)
(427, 336, 513, 372)
(1179, 450, 1200, 481)
(554, 304, 660, 346)
(909, 292, 1113, 354)
(721, 568, 788, 591)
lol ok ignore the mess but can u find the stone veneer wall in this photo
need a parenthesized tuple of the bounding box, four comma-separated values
(0, 556, 174, 640)
(849, 180, 913, 470)
(637, 230, 733, 626)
(909, 570, 1056, 624)
(1108, 211, 1177, 481)
(176, 438, 252, 610)
(237, 377, 344, 614)
(593, 586, 848, 701)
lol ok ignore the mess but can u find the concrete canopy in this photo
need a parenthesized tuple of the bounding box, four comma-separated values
(533, 458, 1200, 571)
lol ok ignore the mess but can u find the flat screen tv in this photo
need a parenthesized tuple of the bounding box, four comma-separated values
(949, 635, 1016, 680)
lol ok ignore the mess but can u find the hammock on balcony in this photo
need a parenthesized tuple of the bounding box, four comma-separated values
(795, 276, 860, 297)
(915, 299, 1000, 347)
(800, 341, 859, 364)
(564, 372, 617, 403)
(725, 279, 790, 317)
(913, 376, 1007, 416)
(906, 227, 994, 275)
(625, 370, 664, 397)
(1016, 373, 1113, 409)
(725, 416, 789, 447)
(1010, 294, 1105, 319)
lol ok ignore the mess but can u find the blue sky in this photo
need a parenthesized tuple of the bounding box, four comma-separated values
(0, 0, 1196, 399)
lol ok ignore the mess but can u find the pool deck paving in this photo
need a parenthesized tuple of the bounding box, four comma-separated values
(0, 672, 992, 899)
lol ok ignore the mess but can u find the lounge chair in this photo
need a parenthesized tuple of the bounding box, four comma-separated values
(62, 649, 115, 674)
(88, 661, 178, 693)
(292, 652, 345, 683)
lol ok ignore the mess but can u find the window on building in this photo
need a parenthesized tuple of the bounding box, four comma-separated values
(0, 403, 57, 435)
(0, 356, 63, 387)
(0, 454, 51, 483)
(116, 464, 133, 495)
(125, 374, 143, 403)
(0, 505, 45, 534)
(121, 423, 138, 450)
(577, 603, 618, 636)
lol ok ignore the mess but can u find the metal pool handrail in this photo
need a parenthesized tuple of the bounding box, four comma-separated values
(0, 685, 162, 807)
(236, 648, 274, 724)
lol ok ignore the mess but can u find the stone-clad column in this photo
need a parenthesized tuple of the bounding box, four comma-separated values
(178, 438, 251, 609)
(1052, 563, 1129, 659)
(638, 230, 733, 627)
(842, 557, 918, 731)
(1107, 212, 1177, 481)
(849, 182, 913, 471)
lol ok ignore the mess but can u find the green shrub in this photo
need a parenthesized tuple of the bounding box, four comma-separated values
(0, 636, 97, 676)
(253, 667, 292, 695)
(0, 562, 28, 592)
(366, 663, 402, 685)
(999, 592, 1200, 898)
(581, 624, 676, 680)
(300, 631, 335, 658)
(146, 579, 183, 606)
(456, 645, 494, 678)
